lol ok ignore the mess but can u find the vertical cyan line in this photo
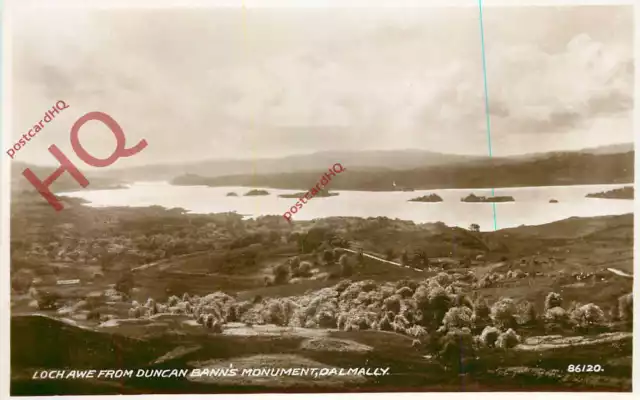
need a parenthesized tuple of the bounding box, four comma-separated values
(477, 0, 498, 231)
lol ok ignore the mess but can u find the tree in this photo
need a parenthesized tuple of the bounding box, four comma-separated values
(544, 292, 563, 311)
(618, 293, 633, 322)
(480, 326, 500, 347)
(570, 303, 605, 329)
(115, 272, 135, 297)
(472, 297, 492, 332)
(517, 301, 538, 326)
(544, 306, 570, 331)
(323, 249, 335, 265)
(401, 251, 410, 266)
(37, 291, 61, 310)
(427, 287, 452, 328)
(384, 248, 395, 261)
(414, 250, 429, 267)
(495, 328, 521, 349)
(11, 272, 32, 293)
(469, 224, 480, 232)
(442, 306, 473, 330)
(292, 261, 312, 278)
(289, 256, 301, 270)
(438, 328, 475, 371)
(339, 254, 353, 277)
(272, 263, 290, 284)
(490, 297, 517, 330)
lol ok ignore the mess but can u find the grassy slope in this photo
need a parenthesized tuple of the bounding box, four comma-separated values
(11, 314, 631, 395)
(9, 196, 633, 394)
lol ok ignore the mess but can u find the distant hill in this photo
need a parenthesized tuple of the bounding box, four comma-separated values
(16, 143, 634, 189)
(172, 151, 634, 191)
(94, 150, 488, 182)
(11, 162, 124, 194)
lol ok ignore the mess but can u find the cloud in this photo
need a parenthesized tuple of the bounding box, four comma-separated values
(485, 33, 633, 135)
(9, 6, 633, 166)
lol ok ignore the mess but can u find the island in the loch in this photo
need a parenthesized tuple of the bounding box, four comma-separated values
(549, 199, 559, 203)
(586, 186, 634, 200)
(244, 189, 270, 196)
(226, 192, 238, 197)
(408, 193, 443, 202)
(461, 194, 515, 203)
(278, 190, 339, 199)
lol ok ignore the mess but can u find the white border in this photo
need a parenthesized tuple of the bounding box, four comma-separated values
(1, 0, 638, 400)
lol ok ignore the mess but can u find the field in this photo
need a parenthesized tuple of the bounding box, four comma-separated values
(9, 192, 634, 394)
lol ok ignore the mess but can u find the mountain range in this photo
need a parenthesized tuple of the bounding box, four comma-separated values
(9, 143, 634, 193)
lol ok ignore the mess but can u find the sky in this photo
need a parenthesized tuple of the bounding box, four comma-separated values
(9, 4, 634, 167)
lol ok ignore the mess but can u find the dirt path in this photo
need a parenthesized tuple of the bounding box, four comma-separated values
(337, 247, 424, 272)
(131, 250, 211, 271)
(607, 267, 633, 278)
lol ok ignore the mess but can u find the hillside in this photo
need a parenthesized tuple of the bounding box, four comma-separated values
(172, 151, 634, 191)
(9, 193, 633, 394)
(11, 162, 124, 194)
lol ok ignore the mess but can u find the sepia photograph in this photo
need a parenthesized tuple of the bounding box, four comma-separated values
(3, 0, 636, 396)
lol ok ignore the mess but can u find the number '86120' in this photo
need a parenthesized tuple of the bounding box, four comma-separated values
(567, 364, 603, 373)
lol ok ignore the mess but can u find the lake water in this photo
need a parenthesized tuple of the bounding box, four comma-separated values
(59, 182, 635, 231)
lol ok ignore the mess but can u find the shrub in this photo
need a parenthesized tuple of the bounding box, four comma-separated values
(378, 315, 393, 331)
(37, 291, 61, 311)
(517, 301, 537, 326)
(11, 273, 32, 293)
(396, 286, 414, 298)
(472, 298, 492, 331)
(335, 279, 352, 293)
(442, 306, 473, 330)
(167, 295, 180, 307)
(316, 310, 337, 328)
(323, 249, 335, 265)
(382, 295, 402, 314)
(435, 272, 451, 286)
(115, 272, 135, 296)
(618, 293, 633, 322)
(393, 314, 411, 332)
(452, 294, 473, 309)
(292, 261, 313, 278)
(495, 328, 521, 349)
(490, 297, 517, 330)
(401, 251, 410, 266)
(544, 306, 570, 332)
(272, 263, 290, 285)
(571, 303, 605, 328)
(406, 324, 428, 339)
(480, 326, 500, 347)
(145, 298, 158, 315)
(128, 307, 142, 318)
(544, 292, 563, 311)
(438, 328, 475, 369)
(289, 256, 301, 269)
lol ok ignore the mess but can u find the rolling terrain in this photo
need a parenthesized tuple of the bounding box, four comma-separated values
(9, 191, 634, 394)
